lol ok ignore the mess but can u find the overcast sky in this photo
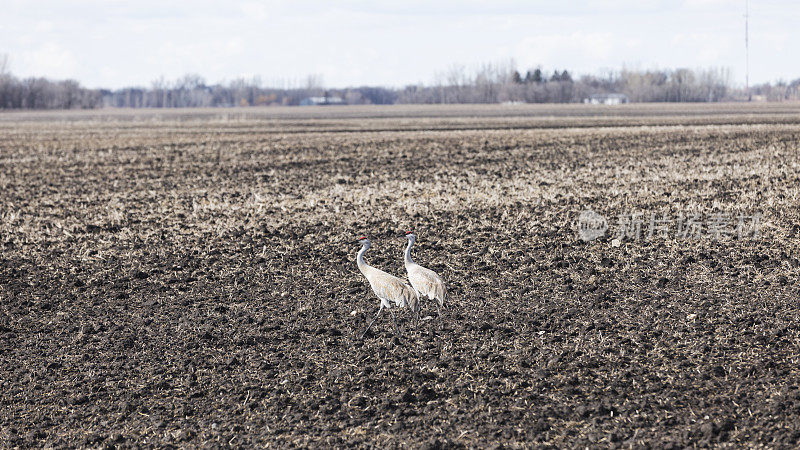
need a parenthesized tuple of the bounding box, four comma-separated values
(1, 0, 796, 89)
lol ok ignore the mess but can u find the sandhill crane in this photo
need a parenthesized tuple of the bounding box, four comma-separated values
(356, 236, 418, 339)
(403, 232, 447, 318)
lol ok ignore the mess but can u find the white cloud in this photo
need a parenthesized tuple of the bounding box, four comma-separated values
(0, 0, 797, 87)
(239, 2, 270, 20)
(681, 0, 734, 10)
(671, 33, 734, 63)
(21, 43, 80, 79)
(514, 32, 617, 70)
(34, 20, 54, 33)
(757, 31, 789, 51)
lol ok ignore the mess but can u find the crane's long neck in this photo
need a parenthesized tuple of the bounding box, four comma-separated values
(404, 237, 415, 267)
(357, 243, 371, 274)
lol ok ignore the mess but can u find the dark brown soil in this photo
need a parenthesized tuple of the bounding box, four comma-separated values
(2, 104, 800, 447)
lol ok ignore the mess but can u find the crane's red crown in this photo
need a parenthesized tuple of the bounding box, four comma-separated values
(358, 236, 367, 240)
(405, 231, 413, 235)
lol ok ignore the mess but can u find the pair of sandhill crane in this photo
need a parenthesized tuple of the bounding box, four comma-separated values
(356, 232, 446, 339)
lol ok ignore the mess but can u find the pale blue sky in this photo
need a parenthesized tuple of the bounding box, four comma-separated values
(1, 0, 796, 89)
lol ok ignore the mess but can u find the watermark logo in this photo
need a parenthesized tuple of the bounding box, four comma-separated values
(577, 209, 761, 242)
(577, 209, 609, 242)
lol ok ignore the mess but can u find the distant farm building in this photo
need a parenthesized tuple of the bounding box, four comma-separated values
(584, 93, 629, 105)
(299, 96, 345, 106)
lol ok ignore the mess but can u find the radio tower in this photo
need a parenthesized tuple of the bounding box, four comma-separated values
(745, 0, 750, 101)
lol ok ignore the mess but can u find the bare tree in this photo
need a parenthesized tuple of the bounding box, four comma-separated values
(0, 57, 794, 109)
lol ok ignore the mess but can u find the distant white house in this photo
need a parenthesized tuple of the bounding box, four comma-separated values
(584, 93, 629, 105)
(299, 96, 345, 106)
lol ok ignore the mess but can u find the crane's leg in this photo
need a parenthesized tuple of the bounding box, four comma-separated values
(412, 289, 421, 327)
(360, 305, 383, 339)
(388, 307, 402, 338)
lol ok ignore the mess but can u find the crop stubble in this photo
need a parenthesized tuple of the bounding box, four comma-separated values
(1, 103, 800, 447)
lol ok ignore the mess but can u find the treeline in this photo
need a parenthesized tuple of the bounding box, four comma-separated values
(748, 79, 800, 101)
(99, 74, 398, 108)
(0, 75, 102, 109)
(399, 61, 580, 104)
(1, 58, 800, 110)
(0, 54, 101, 109)
(398, 63, 739, 103)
